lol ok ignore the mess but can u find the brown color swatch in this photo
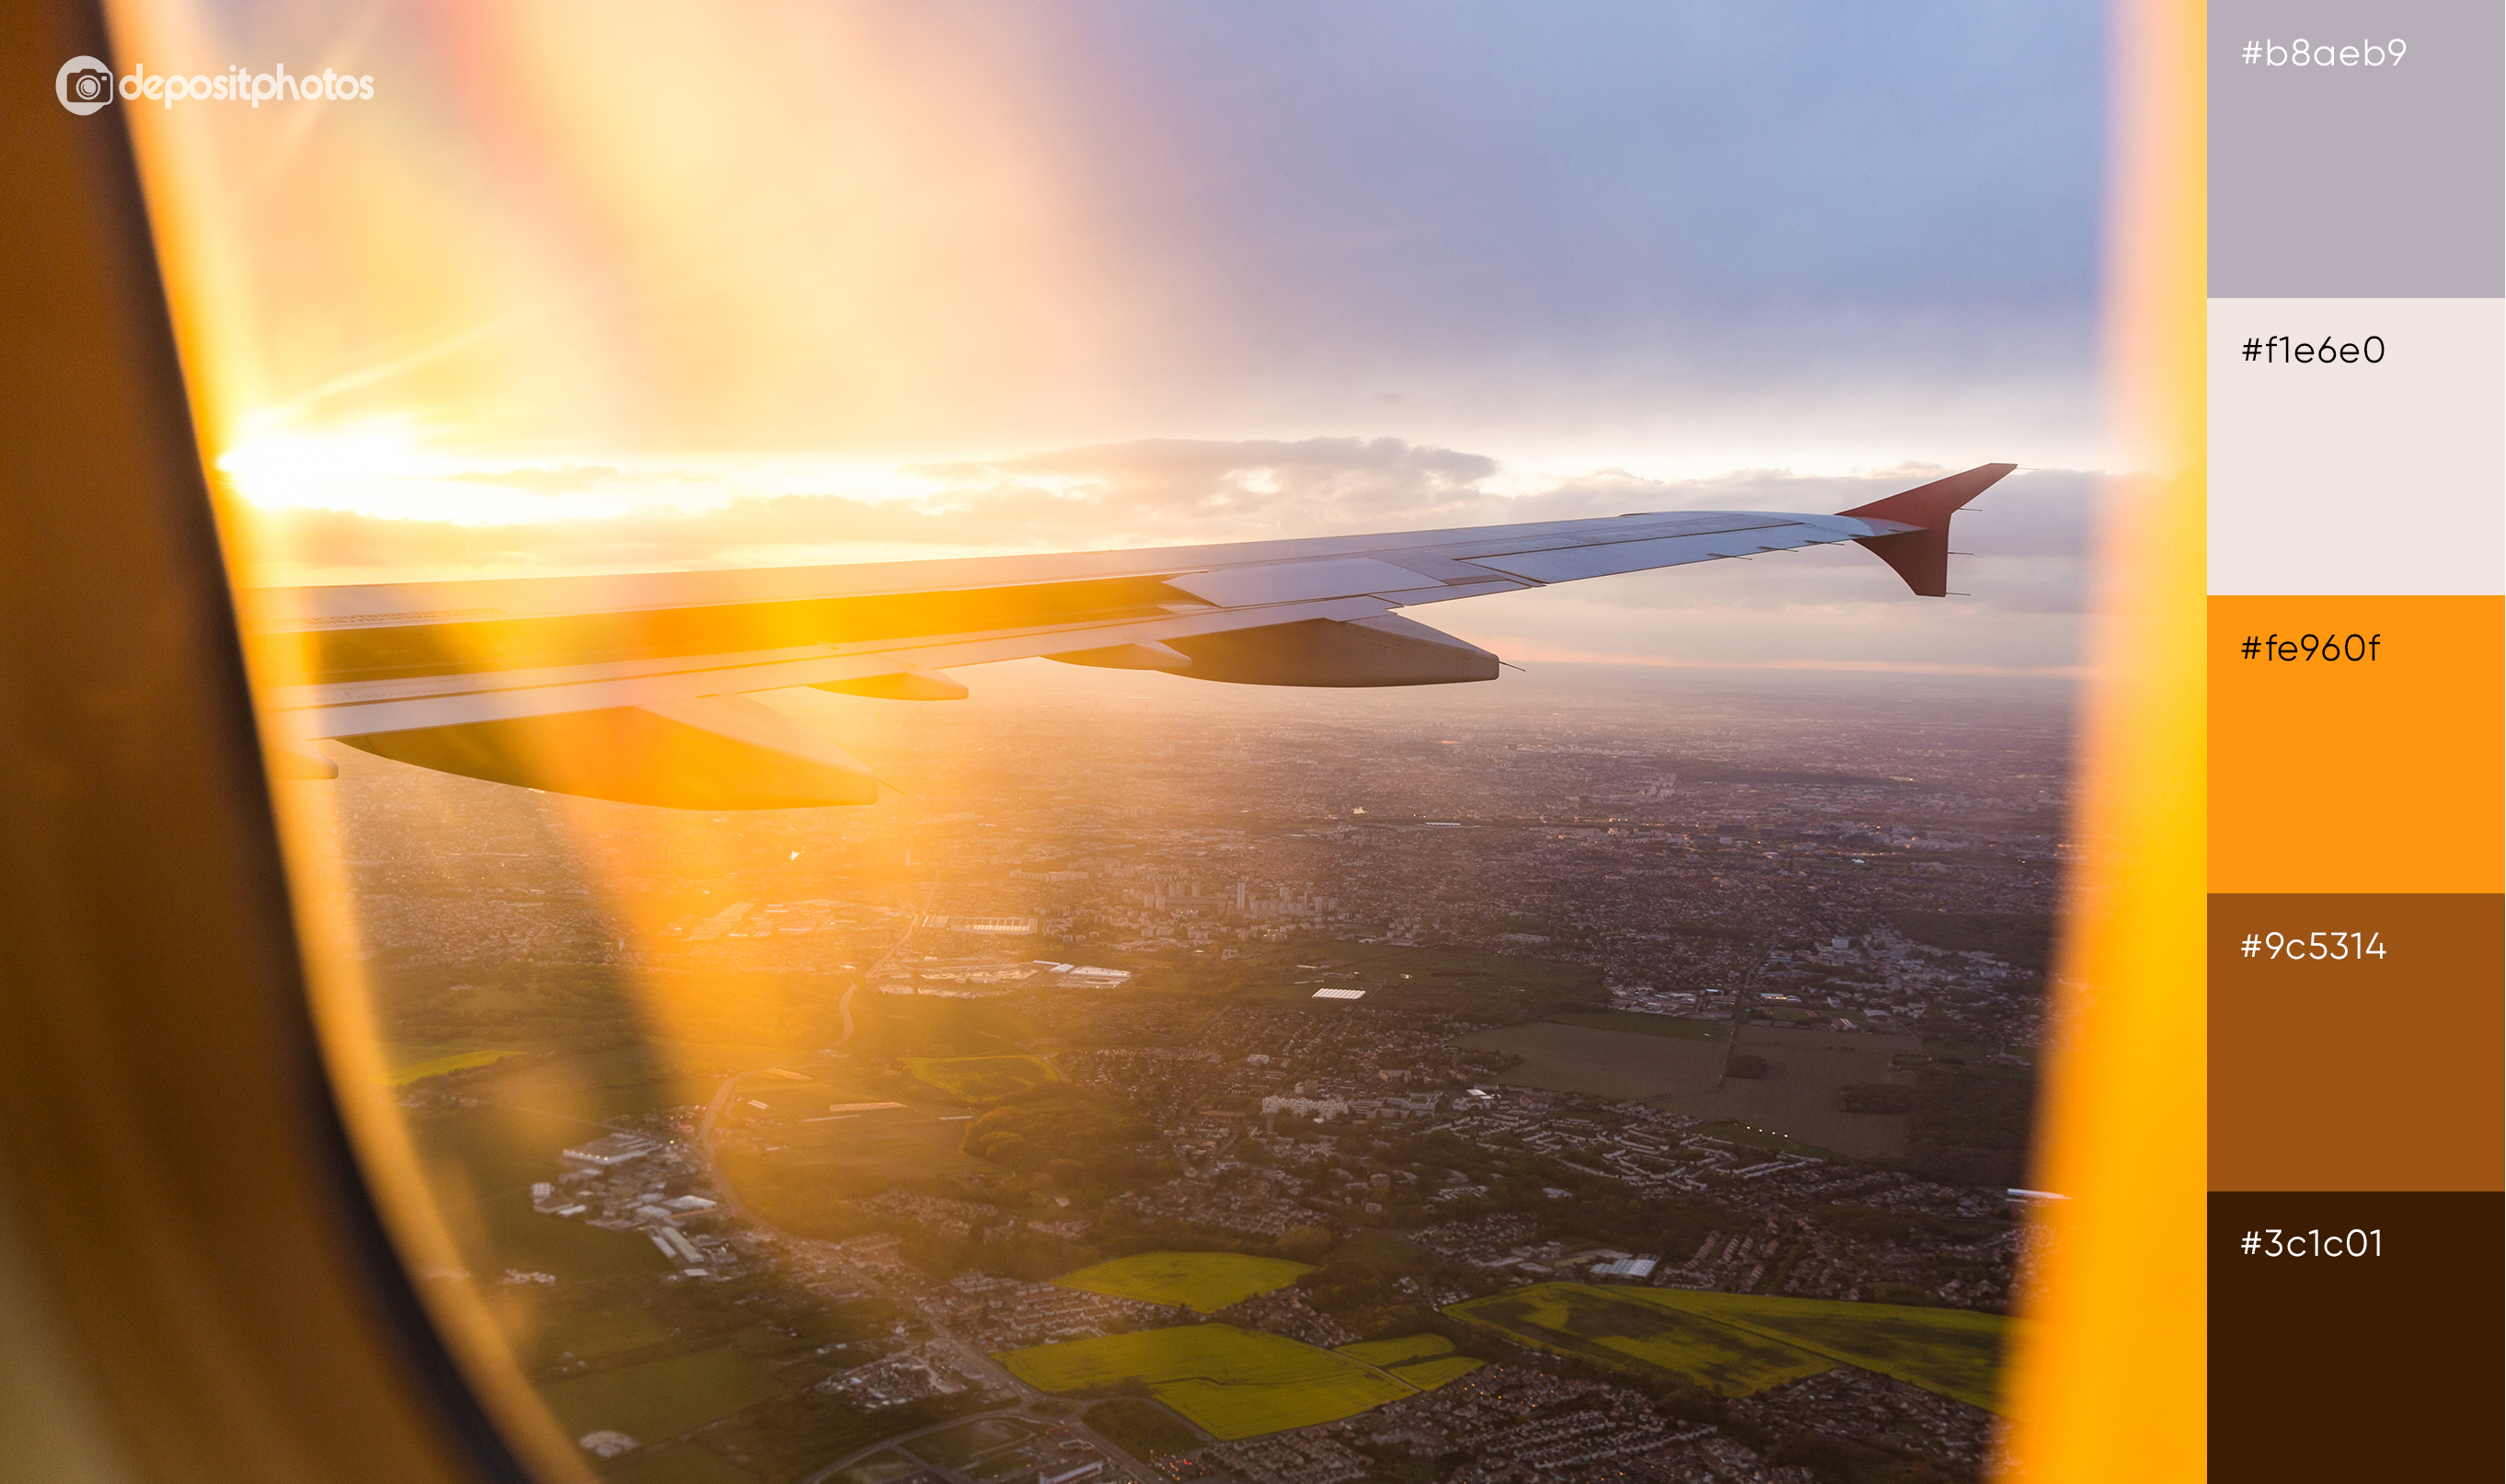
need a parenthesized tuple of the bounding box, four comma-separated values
(2211, 893, 2502, 1191)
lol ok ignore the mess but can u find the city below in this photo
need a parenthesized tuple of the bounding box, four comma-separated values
(341, 663, 2069, 1484)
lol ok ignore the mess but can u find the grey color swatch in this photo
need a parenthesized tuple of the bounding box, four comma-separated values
(2212, 0, 2503, 296)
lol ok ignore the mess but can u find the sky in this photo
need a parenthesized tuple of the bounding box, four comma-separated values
(121, 1, 2113, 674)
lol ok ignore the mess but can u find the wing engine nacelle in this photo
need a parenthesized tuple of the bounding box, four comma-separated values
(1150, 613, 1500, 687)
(338, 693, 879, 809)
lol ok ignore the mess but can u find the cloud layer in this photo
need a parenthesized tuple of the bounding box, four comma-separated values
(143, 5, 2108, 468)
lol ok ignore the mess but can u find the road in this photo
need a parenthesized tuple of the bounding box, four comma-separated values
(771, 1223, 1162, 1484)
(827, 867, 947, 1052)
(696, 867, 943, 1193)
(697, 872, 1159, 1484)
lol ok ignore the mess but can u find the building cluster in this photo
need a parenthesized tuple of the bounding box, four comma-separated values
(1723, 1368, 1998, 1472)
(1317, 1367, 1692, 1481)
(1407, 1213, 1549, 1266)
(1428, 1103, 1720, 1200)
(1215, 1360, 1990, 1483)
(1109, 1173, 1314, 1240)
(848, 1189, 1018, 1244)
(1198, 1430, 1372, 1484)
(1058, 1046, 1226, 1125)
(1259, 1088, 1444, 1121)
(529, 1115, 739, 1276)
(1208, 1284, 1358, 1348)
(811, 1342, 973, 1409)
(927, 1271, 1182, 1349)
(1596, 1433, 1822, 1483)
(1198, 1004, 1481, 1080)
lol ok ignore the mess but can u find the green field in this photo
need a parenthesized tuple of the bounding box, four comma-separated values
(495, 1289, 675, 1370)
(1888, 910, 2054, 972)
(716, 1057, 999, 1223)
(1207, 938, 1605, 1020)
(995, 1324, 1413, 1440)
(1389, 1355, 1483, 1389)
(1328, 1230, 1429, 1269)
(1335, 1334, 1482, 1389)
(1452, 1020, 1729, 1102)
(605, 1447, 762, 1484)
(1084, 1398, 1205, 1461)
(1335, 1333, 1454, 1368)
(384, 1045, 521, 1085)
(1447, 1283, 2010, 1409)
(905, 1416, 1037, 1468)
(1545, 1011, 1731, 1041)
(1450, 1283, 1831, 1396)
(401, 1039, 864, 1283)
(412, 1104, 669, 1281)
(902, 1054, 1063, 1102)
(1650, 1289, 2010, 1410)
(1052, 1250, 1310, 1314)
(536, 1346, 789, 1443)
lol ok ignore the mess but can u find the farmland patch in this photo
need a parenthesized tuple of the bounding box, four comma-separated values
(995, 1324, 1411, 1440)
(1052, 1250, 1310, 1314)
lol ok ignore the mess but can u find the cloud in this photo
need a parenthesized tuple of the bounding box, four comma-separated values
(234, 437, 2087, 558)
(154, 6, 2108, 468)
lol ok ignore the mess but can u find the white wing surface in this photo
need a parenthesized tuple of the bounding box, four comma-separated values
(239, 463, 2011, 807)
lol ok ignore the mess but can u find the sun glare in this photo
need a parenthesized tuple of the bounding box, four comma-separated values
(214, 425, 967, 526)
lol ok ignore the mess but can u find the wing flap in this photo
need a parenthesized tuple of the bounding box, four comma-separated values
(269, 593, 1397, 740)
(339, 694, 879, 809)
(1462, 522, 1838, 583)
(1164, 556, 1441, 606)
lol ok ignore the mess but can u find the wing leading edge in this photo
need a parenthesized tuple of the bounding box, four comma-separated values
(243, 462, 2012, 807)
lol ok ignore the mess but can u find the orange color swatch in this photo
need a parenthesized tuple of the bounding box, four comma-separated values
(2210, 595, 2502, 894)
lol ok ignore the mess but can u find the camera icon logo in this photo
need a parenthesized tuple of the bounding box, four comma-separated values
(57, 55, 116, 116)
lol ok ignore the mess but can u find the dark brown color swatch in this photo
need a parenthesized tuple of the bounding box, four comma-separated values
(2210, 893, 2502, 1191)
(2211, 1191, 2502, 1479)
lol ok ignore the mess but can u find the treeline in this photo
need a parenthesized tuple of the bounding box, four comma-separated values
(1903, 1069, 2036, 1187)
(1836, 1082, 1916, 1114)
(1886, 910, 2056, 973)
(1077, 1209, 1335, 1265)
(899, 1225, 1098, 1283)
(714, 1147, 885, 1238)
(379, 961, 842, 1048)
(960, 1095, 1167, 1197)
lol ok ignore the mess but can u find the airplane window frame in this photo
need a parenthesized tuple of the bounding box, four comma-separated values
(0, 6, 535, 1481)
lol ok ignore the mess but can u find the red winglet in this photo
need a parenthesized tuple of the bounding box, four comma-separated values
(1835, 463, 2016, 597)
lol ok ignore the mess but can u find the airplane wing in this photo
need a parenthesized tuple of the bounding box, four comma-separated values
(238, 462, 2012, 807)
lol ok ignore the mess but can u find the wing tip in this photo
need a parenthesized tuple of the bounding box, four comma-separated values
(1834, 462, 2017, 527)
(1839, 463, 2016, 597)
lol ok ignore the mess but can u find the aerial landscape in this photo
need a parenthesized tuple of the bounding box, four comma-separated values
(104, 3, 2112, 1477)
(331, 659, 2066, 1484)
